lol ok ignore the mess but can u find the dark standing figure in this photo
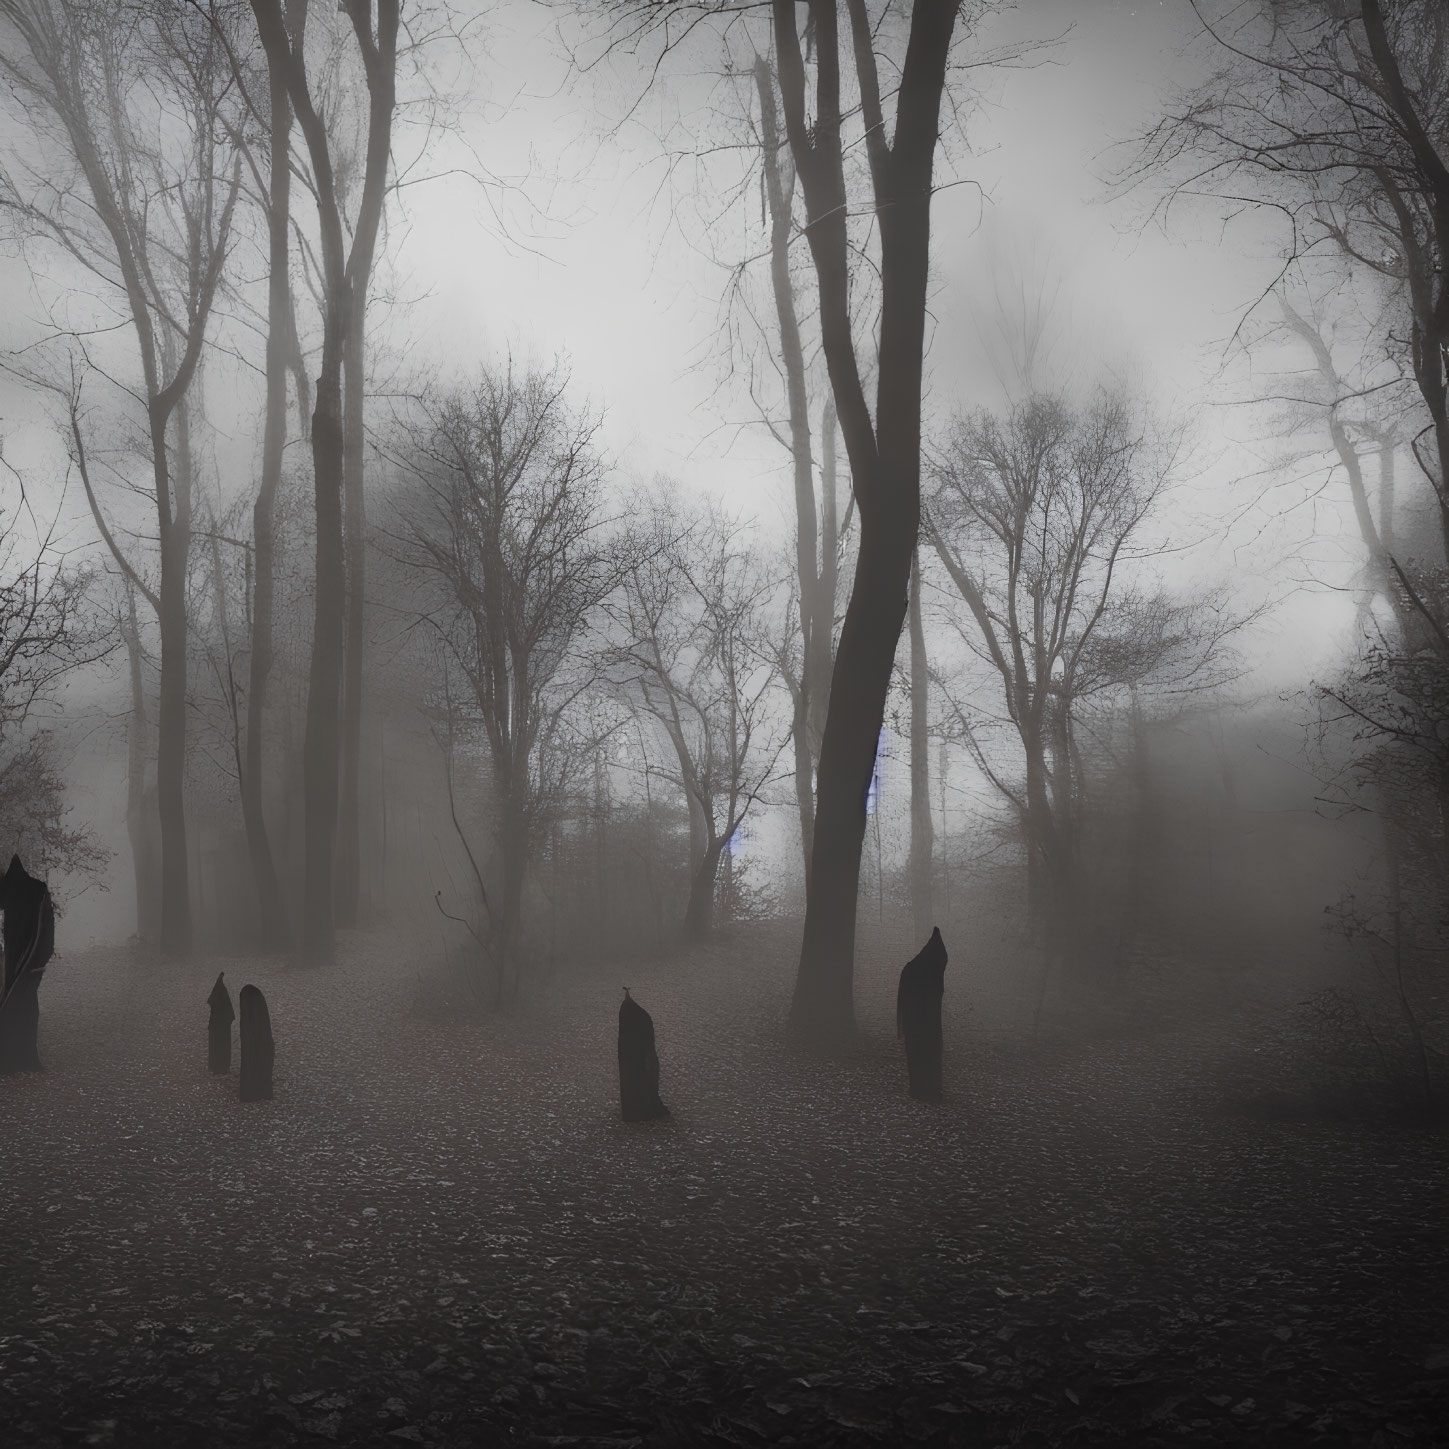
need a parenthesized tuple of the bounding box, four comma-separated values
(618, 988, 669, 1122)
(238, 984, 274, 1102)
(897, 926, 948, 1102)
(0, 855, 55, 1075)
(207, 972, 235, 1074)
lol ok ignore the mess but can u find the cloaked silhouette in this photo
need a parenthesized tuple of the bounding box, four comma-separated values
(897, 927, 948, 1102)
(0, 854, 55, 1075)
(238, 984, 274, 1102)
(207, 972, 234, 1074)
(618, 988, 669, 1122)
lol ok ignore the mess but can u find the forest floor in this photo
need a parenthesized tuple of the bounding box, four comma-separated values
(0, 921, 1445, 1449)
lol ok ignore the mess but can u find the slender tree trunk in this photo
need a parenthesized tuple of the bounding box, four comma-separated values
(815, 397, 839, 749)
(122, 587, 160, 943)
(593, 746, 609, 931)
(337, 283, 367, 927)
(756, 54, 822, 872)
(907, 546, 933, 940)
(154, 401, 191, 955)
(1118, 688, 1150, 957)
(302, 328, 346, 964)
(244, 41, 293, 949)
(938, 734, 951, 925)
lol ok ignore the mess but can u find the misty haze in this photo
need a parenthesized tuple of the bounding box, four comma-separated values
(0, 1, 1445, 1445)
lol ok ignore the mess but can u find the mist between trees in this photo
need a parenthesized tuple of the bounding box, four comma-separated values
(0, 0, 1444, 1111)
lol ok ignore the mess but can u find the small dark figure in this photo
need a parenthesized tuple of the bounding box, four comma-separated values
(238, 984, 274, 1102)
(897, 926, 948, 1102)
(618, 988, 669, 1122)
(207, 972, 235, 1075)
(0, 854, 55, 1075)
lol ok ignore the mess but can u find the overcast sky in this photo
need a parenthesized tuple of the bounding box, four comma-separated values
(0, 0, 1360, 685)
(385, 0, 1355, 682)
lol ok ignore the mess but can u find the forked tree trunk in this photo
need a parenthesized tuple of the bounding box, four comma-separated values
(251, 0, 398, 964)
(779, 0, 957, 1052)
(793, 520, 913, 1045)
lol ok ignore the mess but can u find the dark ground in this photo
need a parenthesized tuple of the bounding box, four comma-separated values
(1, 922, 1445, 1448)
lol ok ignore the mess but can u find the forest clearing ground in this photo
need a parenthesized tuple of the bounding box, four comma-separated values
(0, 922, 1444, 1448)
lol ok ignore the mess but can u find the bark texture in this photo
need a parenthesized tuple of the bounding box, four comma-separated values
(776, 0, 959, 1051)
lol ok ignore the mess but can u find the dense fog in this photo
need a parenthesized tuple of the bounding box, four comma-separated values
(0, 2, 1444, 1445)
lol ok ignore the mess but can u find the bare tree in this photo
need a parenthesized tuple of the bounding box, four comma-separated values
(1134, 1, 1449, 966)
(926, 391, 1242, 953)
(0, 0, 243, 952)
(0, 482, 111, 884)
(1133, 0, 1449, 562)
(606, 488, 790, 938)
(248, 0, 398, 962)
(393, 362, 618, 999)
(771, 0, 965, 1050)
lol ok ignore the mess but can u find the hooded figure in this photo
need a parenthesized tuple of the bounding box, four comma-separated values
(0, 855, 55, 1075)
(207, 972, 235, 1075)
(897, 927, 948, 1102)
(618, 989, 669, 1122)
(238, 984, 274, 1102)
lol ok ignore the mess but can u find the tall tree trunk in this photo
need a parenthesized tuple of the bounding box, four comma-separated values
(302, 332, 346, 964)
(244, 36, 294, 949)
(756, 54, 822, 872)
(154, 399, 191, 955)
(792, 521, 912, 1045)
(1023, 731, 1056, 939)
(337, 283, 367, 928)
(593, 746, 609, 930)
(495, 791, 529, 1004)
(1119, 687, 1150, 956)
(779, 0, 957, 1052)
(253, 0, 398, 964)
(907, 546, 933, 940)
(814, 397, 839, 749)
(122, 587, 160, 943)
